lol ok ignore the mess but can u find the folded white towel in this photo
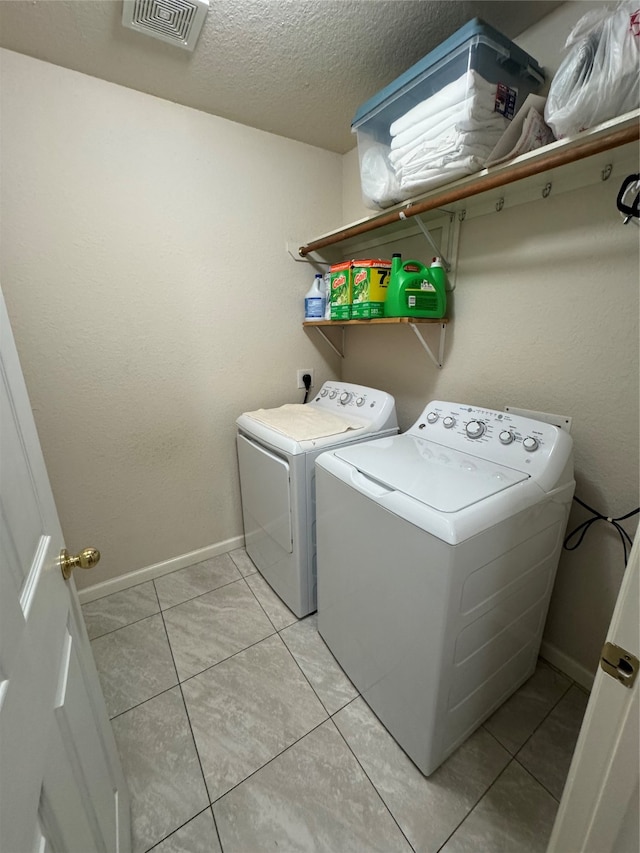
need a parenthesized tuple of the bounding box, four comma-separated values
(242, 404, 365, 441)
(395, 143, 491, 181)
(390, 70, 498, 137)
(389, 126, 505, 171)
(398, 157, 485, 193)
(390, 97, 504, 151)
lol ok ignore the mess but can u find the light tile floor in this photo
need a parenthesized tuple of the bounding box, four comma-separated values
(82, 549, 590, 853)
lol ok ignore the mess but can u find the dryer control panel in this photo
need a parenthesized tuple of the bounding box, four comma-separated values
(409, 401, 574, 492)
(312, 382, 398, 432)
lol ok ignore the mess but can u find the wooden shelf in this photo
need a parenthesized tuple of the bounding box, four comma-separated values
(300, 112, 639, 369)
(298, 111, 640, 258)
(303, 317, 448, 327)
(303, 317, 448, 366)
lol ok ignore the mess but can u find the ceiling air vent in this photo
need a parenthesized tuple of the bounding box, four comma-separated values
(122, 0, 209, 51)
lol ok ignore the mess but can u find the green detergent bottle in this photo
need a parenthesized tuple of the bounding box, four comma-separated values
(384, 253, 447, 318)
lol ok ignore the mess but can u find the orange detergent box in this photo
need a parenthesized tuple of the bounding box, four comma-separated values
(351, 259, 392, 319)
(329, 261, 353, 320)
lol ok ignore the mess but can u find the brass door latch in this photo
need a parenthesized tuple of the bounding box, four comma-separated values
(600, 641, 639, 689)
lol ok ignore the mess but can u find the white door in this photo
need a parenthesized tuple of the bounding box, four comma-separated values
(0, 287, 130, 853)
(547, 533, 639, 852)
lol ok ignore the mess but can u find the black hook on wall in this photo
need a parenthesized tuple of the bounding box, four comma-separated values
(616, 173, 640, 224)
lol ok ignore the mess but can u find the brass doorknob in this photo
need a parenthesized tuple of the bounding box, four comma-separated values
(60, 547, 100, 580)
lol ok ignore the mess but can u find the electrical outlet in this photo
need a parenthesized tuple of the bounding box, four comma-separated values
(297, 369, 314, 389)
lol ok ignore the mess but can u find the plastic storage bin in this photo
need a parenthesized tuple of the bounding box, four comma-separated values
(352, 18, 544, 210)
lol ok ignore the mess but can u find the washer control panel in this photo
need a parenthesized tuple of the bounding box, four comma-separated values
(410, 401, 570, 478)
(313, 382, 398, 431)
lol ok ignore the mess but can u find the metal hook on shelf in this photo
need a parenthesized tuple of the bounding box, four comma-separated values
(616, 174, 640, 225)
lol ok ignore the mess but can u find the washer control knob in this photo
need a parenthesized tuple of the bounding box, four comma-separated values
(426, 411, 439, 424)
(329, 390, 337, 399)
(523, 436, 539, 452)
(339, 391, 352, 405)
(443, 416, 456, 429)
(466, 420, 485, 439)
(320, 389, 328, 397)
(356, 396, 365, 407)
(499, 430, 515, 445)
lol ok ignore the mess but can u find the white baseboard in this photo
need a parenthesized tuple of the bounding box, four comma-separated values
(540, 639, 596, 691)
(77, 535, 245, 604)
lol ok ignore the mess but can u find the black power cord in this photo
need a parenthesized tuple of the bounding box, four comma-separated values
(563, 496, 639, 566)
(302, 373, 312, 404)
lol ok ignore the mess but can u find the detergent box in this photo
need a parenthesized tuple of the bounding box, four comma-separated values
(351, 259, 392, 319)
(329, 261, 353, 320)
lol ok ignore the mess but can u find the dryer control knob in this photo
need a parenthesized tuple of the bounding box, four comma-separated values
(339, 392, 352, 405)
(523, 436, 539, 452)
(320, 389, 328, 397)
(329, 390, 338, 399)
(426, 411, 439, 424)
(356, 397, 365, 407)
(499, 430, 515, 445)
(466, 420, 485, 438)
(443, 416, 456, 429)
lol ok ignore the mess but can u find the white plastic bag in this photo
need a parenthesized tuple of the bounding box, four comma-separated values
(545, 1, 640, 138)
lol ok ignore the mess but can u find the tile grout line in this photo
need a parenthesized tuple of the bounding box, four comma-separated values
(152, 578, 226, 853)
(155, 571, 245, 615)
(86, 608, 162, 641)
(328, 707, 417, 852)
(481, 665, 576, 760)
(237, 573, 293, 634)
(141, 804, 213, 853)
(208, 716, 331, 806)
(256, 595, 517, 852)
(479, 675, 582, 803)
(439, 663, 583, 848)
(108, 682, 180, 722)
(512, 677, 578, 763)
(513, 755, 563, 804)
(175, 625, 280, 687)
(84, 560, 247, 640)
(277, 624, 348, 719)
(434, 757, 518, 852)
(81, 551, 248, 640)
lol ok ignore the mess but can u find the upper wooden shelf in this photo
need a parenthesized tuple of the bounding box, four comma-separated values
(298, 111, 640, 258)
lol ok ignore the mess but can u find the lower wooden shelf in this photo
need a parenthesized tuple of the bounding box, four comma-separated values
(303, 317, 449, 327)
(303, 317, 449, 367)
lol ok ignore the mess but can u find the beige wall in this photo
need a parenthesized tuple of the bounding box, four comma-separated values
(340, 2, 640, 680)
(0, 49, 341, 590)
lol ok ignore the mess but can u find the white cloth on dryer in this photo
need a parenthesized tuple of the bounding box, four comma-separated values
(242, 404, 364, 441)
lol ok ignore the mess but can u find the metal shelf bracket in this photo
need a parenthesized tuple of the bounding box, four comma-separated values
(313, 325, 345, 359)
(306, 320, 446, 367)
(410, 322, 447, 368)
(406, 214, 452, 271)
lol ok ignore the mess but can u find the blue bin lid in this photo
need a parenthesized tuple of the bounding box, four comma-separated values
(351, 18, 544, 128)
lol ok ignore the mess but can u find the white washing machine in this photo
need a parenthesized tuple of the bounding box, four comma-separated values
(316, 400, 575, 776)
(236, 382, 398, 617)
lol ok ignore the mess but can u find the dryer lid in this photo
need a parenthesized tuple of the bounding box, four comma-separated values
(333, 434, 529, 512)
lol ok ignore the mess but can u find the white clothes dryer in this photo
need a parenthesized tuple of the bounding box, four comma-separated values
(236, 382, 398, 617)
(316, 400, 575, 775)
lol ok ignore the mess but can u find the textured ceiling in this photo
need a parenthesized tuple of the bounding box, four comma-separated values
(0, 0, 563, 153)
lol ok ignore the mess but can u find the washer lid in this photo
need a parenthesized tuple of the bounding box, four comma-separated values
(333, 434, 529, 512)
